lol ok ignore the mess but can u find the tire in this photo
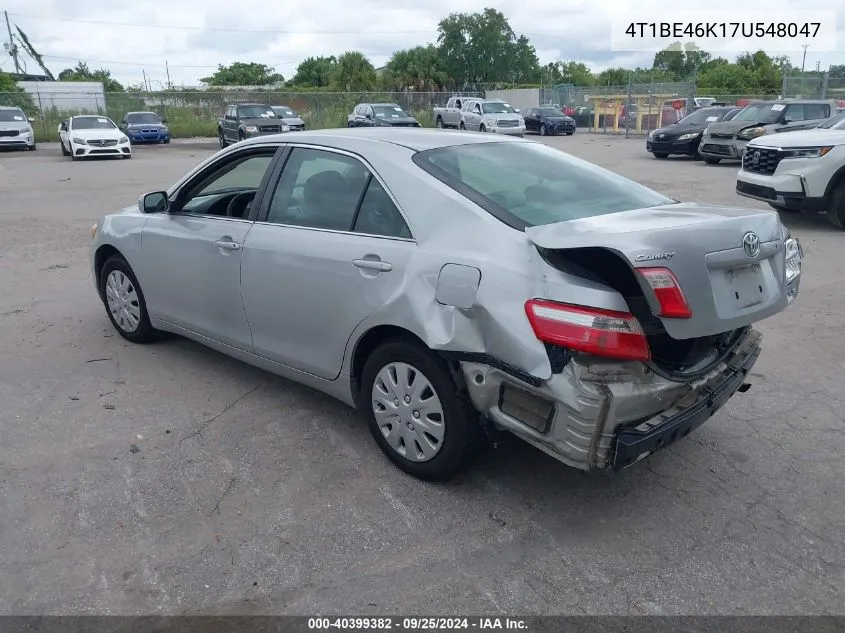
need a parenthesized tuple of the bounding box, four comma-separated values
(218, 130, 226, 149)
(539, 124, 546, 136)
(480, 124, 486, 133)
(652, 152, 669, 159)
(123, 153, 132, 159)
(28, 143, 36, 151)
(566, 131, 574, 136)
(61, 140, 70, 156)
(436, 117, 444, 129)
(704, 157, 721, 164)
(238, 131, 245, 143)
(459, 122, 465, 130)
(99, 255, 158, 343)
(348, 122, 355, 128)
(827, 182, 845, 230)
(163, 138, 170, 144)
(359, 339, 481, 481)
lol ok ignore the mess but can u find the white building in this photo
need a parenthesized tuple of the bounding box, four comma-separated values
(17, 81, 107, 115)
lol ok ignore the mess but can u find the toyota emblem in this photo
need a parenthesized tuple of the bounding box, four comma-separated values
(658, 133, 665, 139)
(752, 151, 760, 166)
(742, 231, 760, 258)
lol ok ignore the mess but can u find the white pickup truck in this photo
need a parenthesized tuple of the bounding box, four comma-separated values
(433, 97, 467, 129)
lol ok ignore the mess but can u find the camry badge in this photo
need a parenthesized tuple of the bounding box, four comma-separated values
(635, 252, 675, 262)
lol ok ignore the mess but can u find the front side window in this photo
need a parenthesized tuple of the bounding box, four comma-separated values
(180, 152, 275, 216)
(72, 116, 117, 130)
(799, 104, 829, 120)
(413, 142, 674, 229)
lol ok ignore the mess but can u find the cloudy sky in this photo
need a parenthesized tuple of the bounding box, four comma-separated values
(1, 0, 843, 86)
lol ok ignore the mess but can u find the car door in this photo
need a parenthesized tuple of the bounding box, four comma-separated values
(448, 99, 462, 126)
(524, 109, 538, 132)
(223, 106, 236, 141)
(138, 144, 283, 351)
(240, 145, 415, 380)
(465, 102, 483, 130)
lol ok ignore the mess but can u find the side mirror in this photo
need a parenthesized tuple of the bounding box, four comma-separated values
(162, 119, 168, 124)
(28, 117, 35, 123)
(365, 113, 373, 119)
(139, 191, 168, 214)
(59, 124, 67, 131)
(514, 108, 520, 113)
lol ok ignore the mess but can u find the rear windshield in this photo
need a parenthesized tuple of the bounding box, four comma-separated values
(413, 141, 674, 229)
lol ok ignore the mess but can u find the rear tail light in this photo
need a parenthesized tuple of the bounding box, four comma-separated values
(638, 267, 692, 319)
(524, 299, 650, 362)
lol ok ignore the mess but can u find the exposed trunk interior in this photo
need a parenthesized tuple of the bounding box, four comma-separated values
(539, 247, 745, 378)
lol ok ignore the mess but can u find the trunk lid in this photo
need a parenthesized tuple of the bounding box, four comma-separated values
(526, 203, 788, 341)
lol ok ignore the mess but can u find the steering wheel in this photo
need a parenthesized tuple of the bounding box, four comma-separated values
(226, 191, 256, 218)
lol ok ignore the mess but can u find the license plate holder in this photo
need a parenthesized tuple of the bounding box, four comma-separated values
(727, 264, 764, 308)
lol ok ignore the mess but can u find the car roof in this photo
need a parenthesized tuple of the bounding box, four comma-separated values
(0, 105, 23, 109)
(235, 103, 271, 107)
(72, 114, 112, 119)
(238, 127, 525, 152)
(363, 103, 400, 107)
(126, 111, 158, 115)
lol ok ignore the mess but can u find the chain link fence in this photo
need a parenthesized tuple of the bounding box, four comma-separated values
(0, 90, 484, 142)
(2, 75, 842, 142)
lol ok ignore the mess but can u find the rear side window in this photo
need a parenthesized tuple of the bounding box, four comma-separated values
(413, 142, 674, 229)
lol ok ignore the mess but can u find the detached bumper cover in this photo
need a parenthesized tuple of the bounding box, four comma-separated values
(460, 327, 763, 471)
(612, 329, 761, 469)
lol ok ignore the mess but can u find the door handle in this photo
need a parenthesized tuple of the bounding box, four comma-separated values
(353, 259, 392, 272)
(214, 239, 241, 250)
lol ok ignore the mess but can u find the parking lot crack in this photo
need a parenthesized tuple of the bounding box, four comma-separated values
(179, 384, 260, 445)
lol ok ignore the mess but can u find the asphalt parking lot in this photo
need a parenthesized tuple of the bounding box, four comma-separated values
(0, 134, 842, 616)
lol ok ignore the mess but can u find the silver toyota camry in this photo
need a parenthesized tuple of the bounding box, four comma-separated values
(90, 129, 803, 481)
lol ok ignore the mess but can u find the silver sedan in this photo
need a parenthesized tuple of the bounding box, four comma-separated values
(90, 128, 802, 481)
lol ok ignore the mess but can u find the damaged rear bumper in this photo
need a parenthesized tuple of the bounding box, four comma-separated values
(459, 328, 762, 471)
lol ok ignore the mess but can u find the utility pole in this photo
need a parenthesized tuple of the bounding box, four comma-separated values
(165, 60, 172, 89)
(4, 11, 21, 73)
(801, 45, 809, 72)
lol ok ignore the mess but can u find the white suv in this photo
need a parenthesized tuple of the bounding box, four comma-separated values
(735, 128, 845, 229)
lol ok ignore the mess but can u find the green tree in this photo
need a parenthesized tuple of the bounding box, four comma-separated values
(0, 70, 36, 113)
(289, 56, 337, 87)
(652, 42, 712, 79)
(696, 58, 755, 94)
(595, 67, 629, 86)
(384, 45, 446, 91)
(557, 61, 594, 86)
(199, 62, 283, 86)
(332, 51, 377, 91)
(735, 51, 782, 94)
(58, 61, 124, 92)
(436, 8, 539, 88)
